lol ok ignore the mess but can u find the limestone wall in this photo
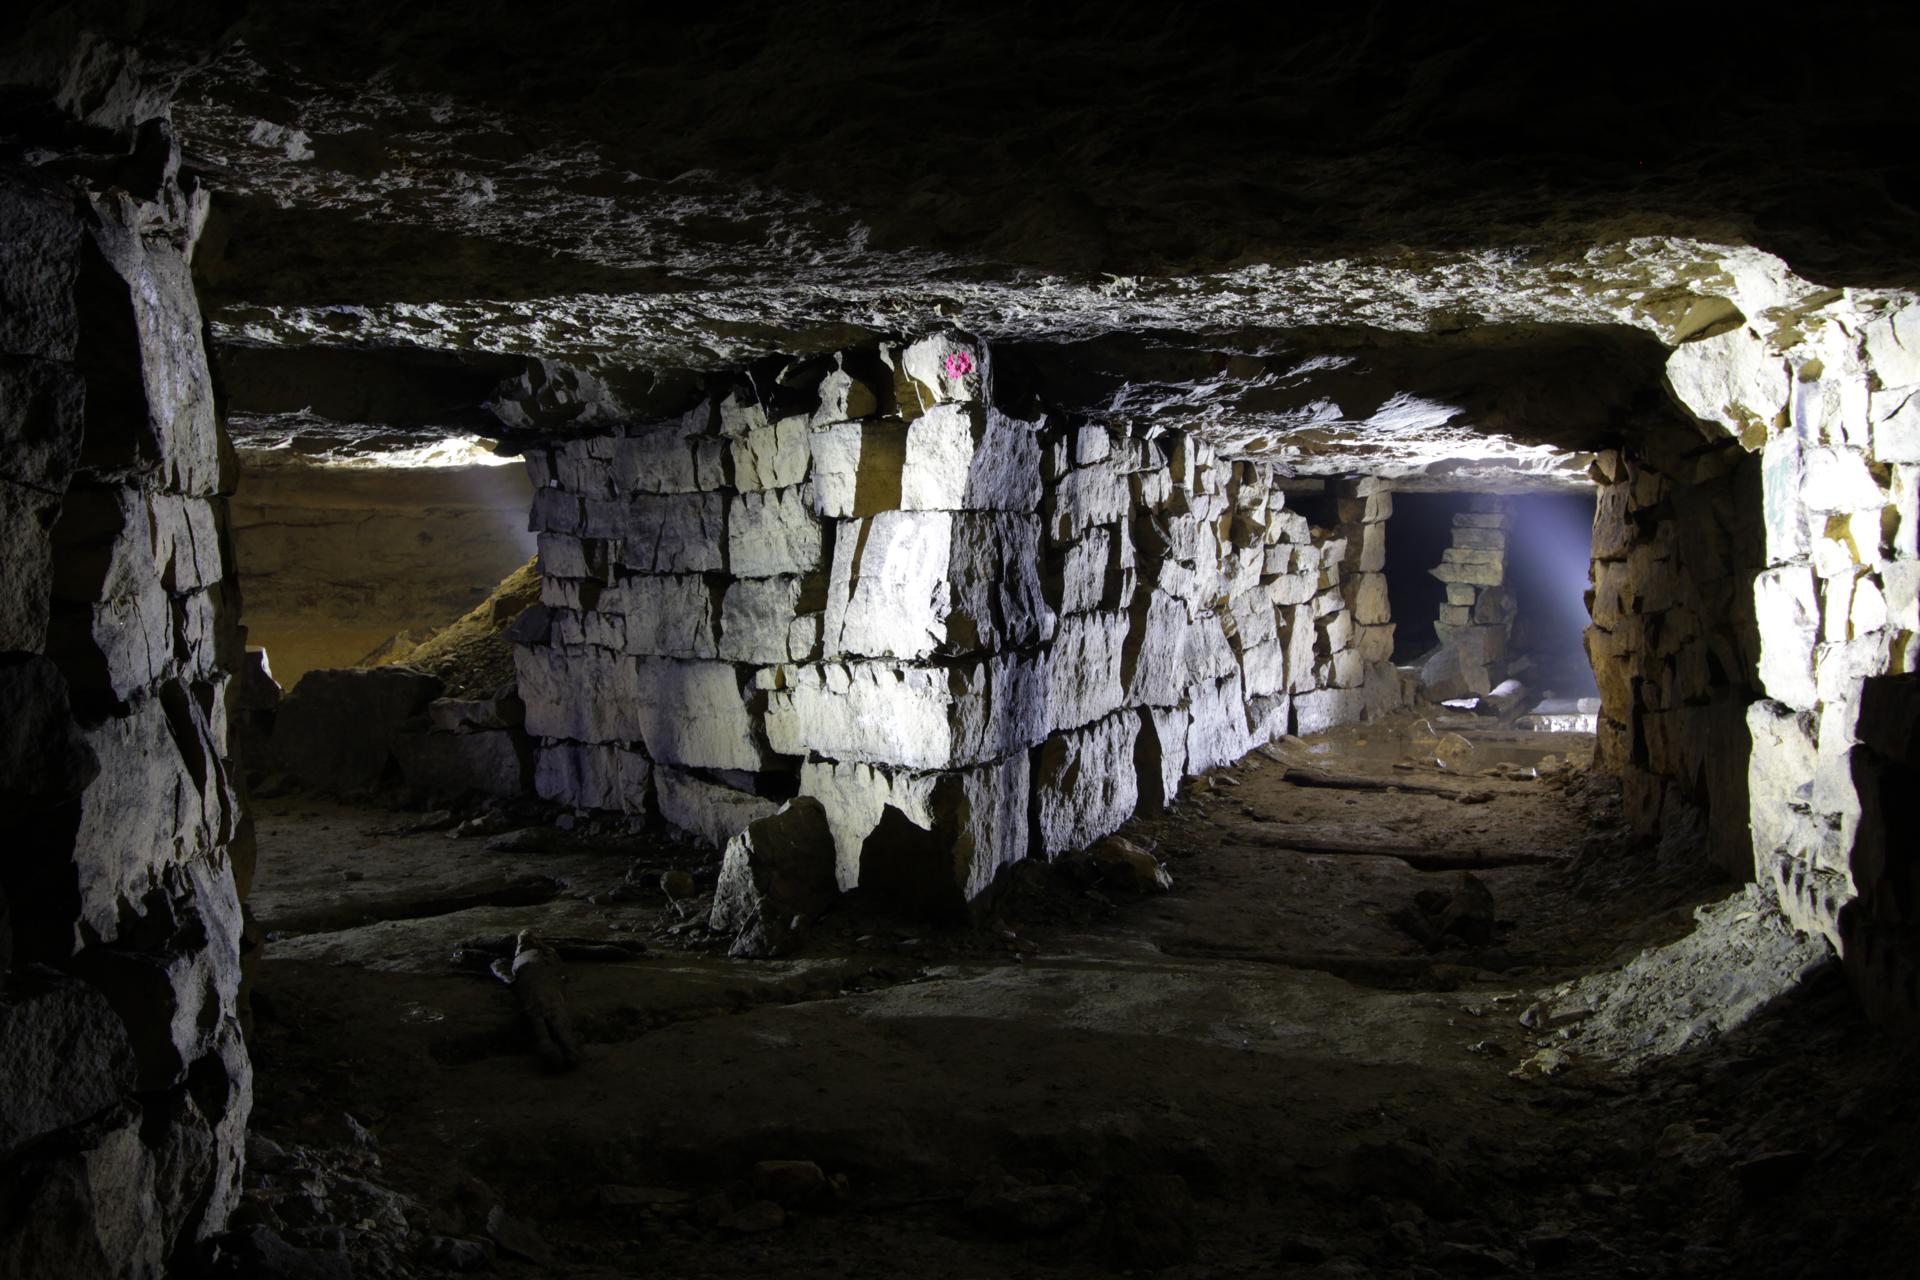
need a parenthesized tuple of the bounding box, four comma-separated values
(514, 334, 1405, 904)
(1660, 294, 1920, 1016)
(1583, 443, 1764, 878)
(1, 125, 251, 1270)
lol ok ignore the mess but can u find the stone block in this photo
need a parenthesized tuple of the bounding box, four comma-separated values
(608, 425, 724, 494)
(632, 659, 772, 772)
(1349, 572, 1391, 625)
(719, 575, 826, 665)
(1471, 584, 1517, 625)
(1265, 566, 1317, 607)
(1802, 447, 1885, 512)
(1871, 388, 1920, 465)
(1755, 565, 1821, 709)
(731, 415, 811, 492)
(1246, 692, 1291, 745)
(602, 493, 727, 573)
(813, 367, 881, 426)
(808, 421, 909, 517)
(1121, 708, 1179, 818)
(603, 572, 720, 658)
(0, 478, 59, 652)
(887, 331, 988, 420)
(533, 741, 651, 814)
(1053, 525, 1129, 616)
(1124, 590, 1188, 708)
(1047, 458, 1132, 541)
(1664, 325, 1790, 440)
(1033, 710, 1141, 857)
(0, 1101, 163, 1279)
(1294, 685, 1366, 735)
(1186, 673, 1252, 774)
(516, 645, 645, 743)
(1431, 553, 1503, 587)
(1355, 623, 1396, 663)
(709, 798, 839, 957)
(730, 484, 823, 578)
(1239, 636, 1288, 698)
(1045, 609, 1128, 733)
(269, 666, 443, 791)
(656, 767, 783, 851)
(1227, 589, 1279, 650)
(1452, 526, 1507, 550)
(1861, 305, 1920, 390)
(823, 511, 1052, 659)
(763, 655, 1046, 771)
(536, 532, 603, 581)
(901, 404, 1043, 511)
(801, 753, 1028, 894)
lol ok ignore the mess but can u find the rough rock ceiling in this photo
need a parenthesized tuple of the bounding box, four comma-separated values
(14, 1, 1920, 483)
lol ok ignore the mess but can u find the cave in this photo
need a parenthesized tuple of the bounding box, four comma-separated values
(4, 5, 1919, 1277)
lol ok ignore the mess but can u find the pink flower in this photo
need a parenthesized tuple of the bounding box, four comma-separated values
(943, 351, 975, 379)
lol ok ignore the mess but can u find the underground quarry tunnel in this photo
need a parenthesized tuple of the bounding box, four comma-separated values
(4, 4, 1920, 1277)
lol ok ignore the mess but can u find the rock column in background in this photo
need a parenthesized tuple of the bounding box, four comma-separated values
(1427, 496, 1515, 696)
(0, 101, 251, 1276)
(513, 333, 1408, 910)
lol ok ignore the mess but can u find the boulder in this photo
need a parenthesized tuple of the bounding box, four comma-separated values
(269, 667, 443, 792)
(391, 729, 530, 798)
(709, 799, 839, 957)
(1072, 834, 1170, 893)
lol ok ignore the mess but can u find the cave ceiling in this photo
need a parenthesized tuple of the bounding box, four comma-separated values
(13, 1, 1920, 484)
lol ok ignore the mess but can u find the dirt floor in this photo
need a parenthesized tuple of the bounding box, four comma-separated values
(222, 713, 1920, 1279)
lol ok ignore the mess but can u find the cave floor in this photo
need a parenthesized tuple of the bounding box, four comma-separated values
(237, 716, 1920, 1279)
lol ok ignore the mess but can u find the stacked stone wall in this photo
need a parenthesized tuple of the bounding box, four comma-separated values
(1660, 295, 1920, 1020)
(514, 334, 1405, 903)
(1426, 496, 1517, 696)
(1, 125, 251, 1270)
(1583, 443, 1764, 878)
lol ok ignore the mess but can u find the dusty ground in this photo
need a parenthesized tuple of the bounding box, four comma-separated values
(225, 714, 1920, 1279)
